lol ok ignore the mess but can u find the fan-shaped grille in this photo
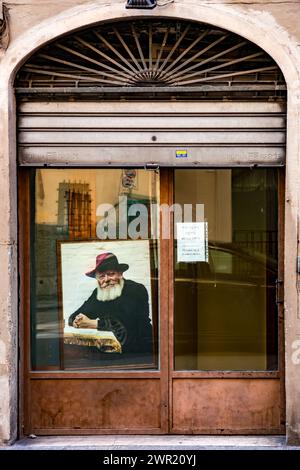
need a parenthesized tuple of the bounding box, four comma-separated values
(15, 19, 286, 99)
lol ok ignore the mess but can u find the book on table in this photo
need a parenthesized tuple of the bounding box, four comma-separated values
(64, 326, 122, 353)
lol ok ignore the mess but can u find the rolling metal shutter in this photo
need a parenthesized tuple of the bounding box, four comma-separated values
(18, 101, 285, 167)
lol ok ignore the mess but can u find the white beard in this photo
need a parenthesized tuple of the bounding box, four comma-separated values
(96, 278, 124, 302)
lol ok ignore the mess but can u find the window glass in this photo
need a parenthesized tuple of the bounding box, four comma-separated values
(30, 169, 159, 371)
(174, 169, 278, 371)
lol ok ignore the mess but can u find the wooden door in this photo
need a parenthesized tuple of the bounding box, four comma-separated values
(19, 167, 284, 435)
(170, 168, 285, 434)
(19, 168, 169, 435)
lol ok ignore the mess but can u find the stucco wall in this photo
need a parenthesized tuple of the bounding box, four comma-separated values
(2, 1, 300, 47)
(1, 0, 300, 444)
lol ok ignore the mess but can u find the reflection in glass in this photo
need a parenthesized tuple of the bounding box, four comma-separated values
(30, 169, 159, 371)
(174, 169, 279, 371)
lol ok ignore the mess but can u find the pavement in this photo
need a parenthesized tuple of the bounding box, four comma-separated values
(2, 435, 300, 450)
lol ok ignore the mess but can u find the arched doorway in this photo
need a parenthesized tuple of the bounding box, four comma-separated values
(16, 18, 286, 435)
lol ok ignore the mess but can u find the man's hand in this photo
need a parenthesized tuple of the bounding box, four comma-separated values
(73, 313, 97, 329)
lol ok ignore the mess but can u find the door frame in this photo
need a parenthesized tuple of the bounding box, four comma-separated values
(18, 167, 170, 435)
(166, 168, 285, 434)
(18, 167, 285, 436)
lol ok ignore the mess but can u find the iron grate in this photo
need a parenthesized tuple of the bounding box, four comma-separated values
(15, 18, 286, 100)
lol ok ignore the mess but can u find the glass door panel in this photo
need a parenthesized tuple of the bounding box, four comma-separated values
(30, 168, 160, 371)
(174, 169, 278, 371)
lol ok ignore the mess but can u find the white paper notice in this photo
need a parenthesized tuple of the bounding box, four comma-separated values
(177, 222, 208, 262)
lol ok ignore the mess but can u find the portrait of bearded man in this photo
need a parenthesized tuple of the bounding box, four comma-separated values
(68, 252, 153, 355)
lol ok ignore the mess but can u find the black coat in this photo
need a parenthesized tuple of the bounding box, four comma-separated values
(68, 279, 153, 354)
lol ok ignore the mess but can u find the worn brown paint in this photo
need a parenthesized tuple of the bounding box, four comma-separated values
(30, 379, 161, 432)
(159, 169, 172, 433)
(18, 169, 32, 437)
(172, 378, 282, 434)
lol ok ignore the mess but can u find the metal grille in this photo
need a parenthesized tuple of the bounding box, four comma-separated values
(15, 19, 286, 100)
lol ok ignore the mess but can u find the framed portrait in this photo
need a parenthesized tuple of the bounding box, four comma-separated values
(57, 239, 157, 370)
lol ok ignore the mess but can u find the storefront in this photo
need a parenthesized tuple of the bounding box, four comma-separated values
(1, 1, 300, 444)
(15, 17, 286, 435)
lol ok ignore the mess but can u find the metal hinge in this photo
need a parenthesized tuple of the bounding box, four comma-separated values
(275, 278, 284, 305)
